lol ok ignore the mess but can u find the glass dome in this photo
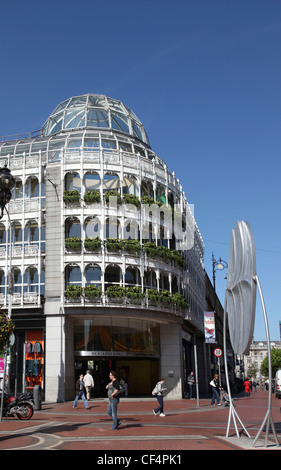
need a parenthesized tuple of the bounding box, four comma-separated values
(42, 94, 150, 146)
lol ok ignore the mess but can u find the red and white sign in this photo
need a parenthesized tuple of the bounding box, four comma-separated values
(214, 348, 223, 358)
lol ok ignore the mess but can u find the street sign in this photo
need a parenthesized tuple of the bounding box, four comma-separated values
(214, 348, 223, 358)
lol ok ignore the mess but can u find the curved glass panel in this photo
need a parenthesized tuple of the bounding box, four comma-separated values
(111, 112, 129, 133)
(87, 109, 109, 127)
(42, 94, 150, 145)
(65, 108, 85, 129)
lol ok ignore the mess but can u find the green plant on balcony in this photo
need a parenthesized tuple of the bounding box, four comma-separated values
(63, 190, 80, 204)
(106, 285, 125, 299)
(106, 238, 123, 252)
(65, 236, 82, 251)
(123, 193, 140, 208)
(65, 285, 82, 300)
(84, 284, 102, 300)
(125, 286, 143, 301)
(156, 245, 172, 261)
(171, 292, 189, 309)
(84, 236, 102, 252)
(143, 241, 158, 259)
(84, 189, 101, 204)
(104, 190, 121, 205)
(146, 288, 160, 303)
(160, 290, 172, 304)
(141, 195, 155, 206)
(124, 239, 141, 255)
(170, 250, 186, 268)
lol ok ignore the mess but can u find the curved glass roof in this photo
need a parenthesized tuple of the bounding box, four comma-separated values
(42, 94, 150, 146)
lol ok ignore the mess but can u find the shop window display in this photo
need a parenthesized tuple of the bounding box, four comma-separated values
(25, 330, 44, 390)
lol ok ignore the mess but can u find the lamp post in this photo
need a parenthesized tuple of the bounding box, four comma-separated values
(0, 164, 15, 422)
(212, 252, 228, 292)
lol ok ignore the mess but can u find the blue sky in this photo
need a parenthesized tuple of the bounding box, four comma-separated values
(0, 0, 280, 340)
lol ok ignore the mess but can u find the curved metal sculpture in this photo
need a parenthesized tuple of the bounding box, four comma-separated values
(223, 221, 279, 448)
(226, 221, 256, 356)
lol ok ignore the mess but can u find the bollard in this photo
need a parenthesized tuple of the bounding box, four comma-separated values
(33, 385, 41, 410)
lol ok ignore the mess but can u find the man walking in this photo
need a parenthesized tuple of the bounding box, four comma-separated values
(84, 370, 94, 400)
(106, 371, 121, 430)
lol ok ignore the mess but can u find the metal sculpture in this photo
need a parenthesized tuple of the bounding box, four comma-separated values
(223, 221, 279, 448)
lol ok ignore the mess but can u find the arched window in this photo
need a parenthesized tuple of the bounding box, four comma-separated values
(144, 269, 157, 289)
(11, 178, 23, 199)
(65, 217, 81, 238)
(65, 265, 82, 288)
(124, 220, 140, 240)
(65, 172, 81, 193)
(141, 179, 153, 199)
(159, 272, 169, 291)
(125, 267, 140, 286)
(24, 267, 39, 292)
(84, 171, 100, 191)
(85, 264, 101, 286)
(24, 220, 39, 244)
(12, 267, 22, 293)
(85, 217, 100, 239)
(25, 176, 39, 198)
(103, 172, 119, 193)
(105, 217, 120, 239)
(123, 175, 139, 196)
(11, 221, 22, 245)
(104, 264, 121, 287)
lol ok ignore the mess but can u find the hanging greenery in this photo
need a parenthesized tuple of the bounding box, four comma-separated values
(0, 313, 15, 352)
(84, 285, 102, 300)
(104, 190, 121, 205)
(123, 194, 141, 208)
(106, 238, 123, 252)
(84, 237, 102, 252)
(64, 285, 83, 300)
(124, 239, 141, 254)
(84, 189, 101, 204)
(65, 236, 82, 251)
(63, 190, 80, 204)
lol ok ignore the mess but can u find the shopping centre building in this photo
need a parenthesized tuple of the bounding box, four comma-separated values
(0, 94, 218, 402)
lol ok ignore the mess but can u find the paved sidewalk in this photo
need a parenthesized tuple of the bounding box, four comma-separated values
(0, 390, 280, 451)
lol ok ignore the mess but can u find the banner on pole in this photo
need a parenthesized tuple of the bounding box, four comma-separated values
(204, 312, 216, 343)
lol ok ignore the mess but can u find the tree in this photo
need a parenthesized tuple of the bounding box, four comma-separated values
(260, 348, 281, 378)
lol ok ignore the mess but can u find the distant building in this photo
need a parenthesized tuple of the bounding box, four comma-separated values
(244, 340, 281, 379)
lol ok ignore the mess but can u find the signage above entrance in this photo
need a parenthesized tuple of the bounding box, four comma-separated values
(76, 351, 160, 358)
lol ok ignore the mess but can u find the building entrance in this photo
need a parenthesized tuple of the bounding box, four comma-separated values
(74, 356, 159, 398)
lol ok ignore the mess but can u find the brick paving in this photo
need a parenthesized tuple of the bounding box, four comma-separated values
(0, 389, 280, 452)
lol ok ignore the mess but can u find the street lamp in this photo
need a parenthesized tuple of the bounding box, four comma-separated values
(0, 165, 15, 219)
(0, 164, 15, 422)
(212, 252, 228, 292)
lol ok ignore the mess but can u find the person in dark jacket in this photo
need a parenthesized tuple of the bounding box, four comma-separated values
(73, 374, 90, 409)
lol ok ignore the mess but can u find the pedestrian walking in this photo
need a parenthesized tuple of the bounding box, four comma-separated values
(210, 374, 221, 406)
(106, 371, 121, 430)
(187, 371, 195, 399)
(243, 378, 251, 397)
(153, 378, 167, 416)
(73, 374, 90, 409)
(84, 370, 94, 400)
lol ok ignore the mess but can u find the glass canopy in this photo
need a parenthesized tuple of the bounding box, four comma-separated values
(42, 94, 150, 146)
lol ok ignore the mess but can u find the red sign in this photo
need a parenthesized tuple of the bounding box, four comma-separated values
(214, 348, 223, 357)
